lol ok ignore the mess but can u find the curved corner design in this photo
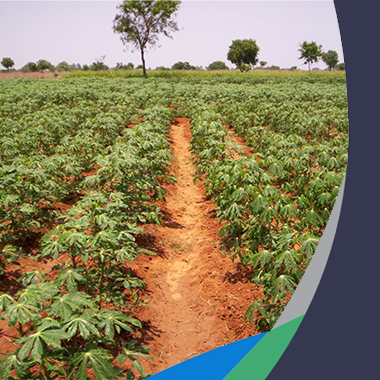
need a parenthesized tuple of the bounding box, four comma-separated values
(223, 315, 304, 380)
(150, 332, 267, 380)
(273, 173, 346, 329)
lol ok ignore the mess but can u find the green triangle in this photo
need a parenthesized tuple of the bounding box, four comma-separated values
(224, 315, 304, 380)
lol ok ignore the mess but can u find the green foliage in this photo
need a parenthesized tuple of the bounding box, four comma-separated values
(36, 59, 55, 72)
(113, 0, 181, 77)
(322, 50, 339, 71)
(0, 245, 21, 276)
(20, 62, 38, 72)
(64, 69, 346, 83)
(171, 61, 198, 70)
(207, 61, 229, 70)
(184, 78, 347, 332)
(0, 81, 177, 378)
(298, 41, 323, 71)
(56, 61, 76, 72)
(91, 56, 109, 71)
(1, 57, 15, 71)
(0, 75, 348, 367)
(336, 62, 345, 71)
(115, 62, 135, 70)
(70, 344, 120, 380)
(227, 39, 260, 71)
(118, 340, 152, 377)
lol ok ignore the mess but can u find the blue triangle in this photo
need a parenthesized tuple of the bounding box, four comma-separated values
(150, 333, 267, 380)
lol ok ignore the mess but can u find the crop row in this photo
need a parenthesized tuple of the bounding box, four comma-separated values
(0, 104, 174, 380)
(187, 100, 346, 331)
(0, 77, 348, 375)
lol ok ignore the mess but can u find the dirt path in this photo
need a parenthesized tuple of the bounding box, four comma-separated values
(132, 118, 261, 375)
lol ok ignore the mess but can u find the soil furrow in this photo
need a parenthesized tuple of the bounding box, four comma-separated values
(133, 118, 260, 375)
(225, 124, 254, 159)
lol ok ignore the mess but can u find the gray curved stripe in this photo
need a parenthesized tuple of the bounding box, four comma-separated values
(273, 173, 346, 329)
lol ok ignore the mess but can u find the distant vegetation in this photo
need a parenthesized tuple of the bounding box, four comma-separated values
(1, 57, 14, 71)
(207, 61, 229, 70)
(227, 39, 260, 72)
(113, 0, 181, 77)
(1, 56, 346, 76)
(64, 70, 347, 85)
(298, 41, 341, 71)
(1, 2, 344, 76)
(171, 61, 201, 70)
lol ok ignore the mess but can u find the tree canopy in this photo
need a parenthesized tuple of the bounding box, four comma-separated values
(207, 61, 229, 70)
(113, 0, 181, 77)
(115, 62, 134, 70)
(227, 39, 260, 72)
(336, 62, 345, 71)
(91, 56, 109, 71)
(322, 50, 339, 71)
(1, 57, 15, 71)
(36, 59, 55, 72)
(20, 62, 38, 73)
(56, 61, 72, 72)
(298, 41, 323, 71)
(172, 61, 197, 70)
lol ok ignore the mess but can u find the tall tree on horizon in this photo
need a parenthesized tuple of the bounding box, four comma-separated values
(298, 41, 323, 71)
(227, 39, 260, 72)
(113, 0, 181, 77)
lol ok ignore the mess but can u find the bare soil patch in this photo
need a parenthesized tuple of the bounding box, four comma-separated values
(0, 72, 66, 80)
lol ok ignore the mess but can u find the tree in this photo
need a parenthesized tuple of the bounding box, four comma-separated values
(91, 56, 109, 71)
(36, 59, 55, 72)
(298, 41, 323, 71)
(227, 39, 259, 72)
(155, 65, 170, 71)
(322, 50, 339, 71)
(20, 62, 38, 73)
(56, 61, 71, 72)
(1, 57, 15, 71)
(115, 62, 134, 70)
(113, 0, 181, 77)
(207, 61, 229, 70)
(259, 60, 267, 68)
(171, 61, 197, 70)
(336, 62, 345, 71)
(71, 63, 82, 70)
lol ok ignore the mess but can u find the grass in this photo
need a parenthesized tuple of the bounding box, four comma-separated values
(64, 69, 346, 83)
(0, 69, 346, 84)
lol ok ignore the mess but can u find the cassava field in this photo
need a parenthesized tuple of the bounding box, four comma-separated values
(0, 72, 348, 379)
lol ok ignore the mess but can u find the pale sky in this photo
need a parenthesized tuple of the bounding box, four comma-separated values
(0, 1, 343, 70)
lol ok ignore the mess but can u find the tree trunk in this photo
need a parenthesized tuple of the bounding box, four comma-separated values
(141, 48, 147, 78)
(308, 62, 311, 72)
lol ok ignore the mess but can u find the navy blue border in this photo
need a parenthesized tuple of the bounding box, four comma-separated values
(266, 1, 380, 378)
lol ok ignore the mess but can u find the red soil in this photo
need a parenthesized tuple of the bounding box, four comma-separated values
(128, 118, 261, 375)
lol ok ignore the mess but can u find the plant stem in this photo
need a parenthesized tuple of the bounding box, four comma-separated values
(18, 322, 24, 337)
